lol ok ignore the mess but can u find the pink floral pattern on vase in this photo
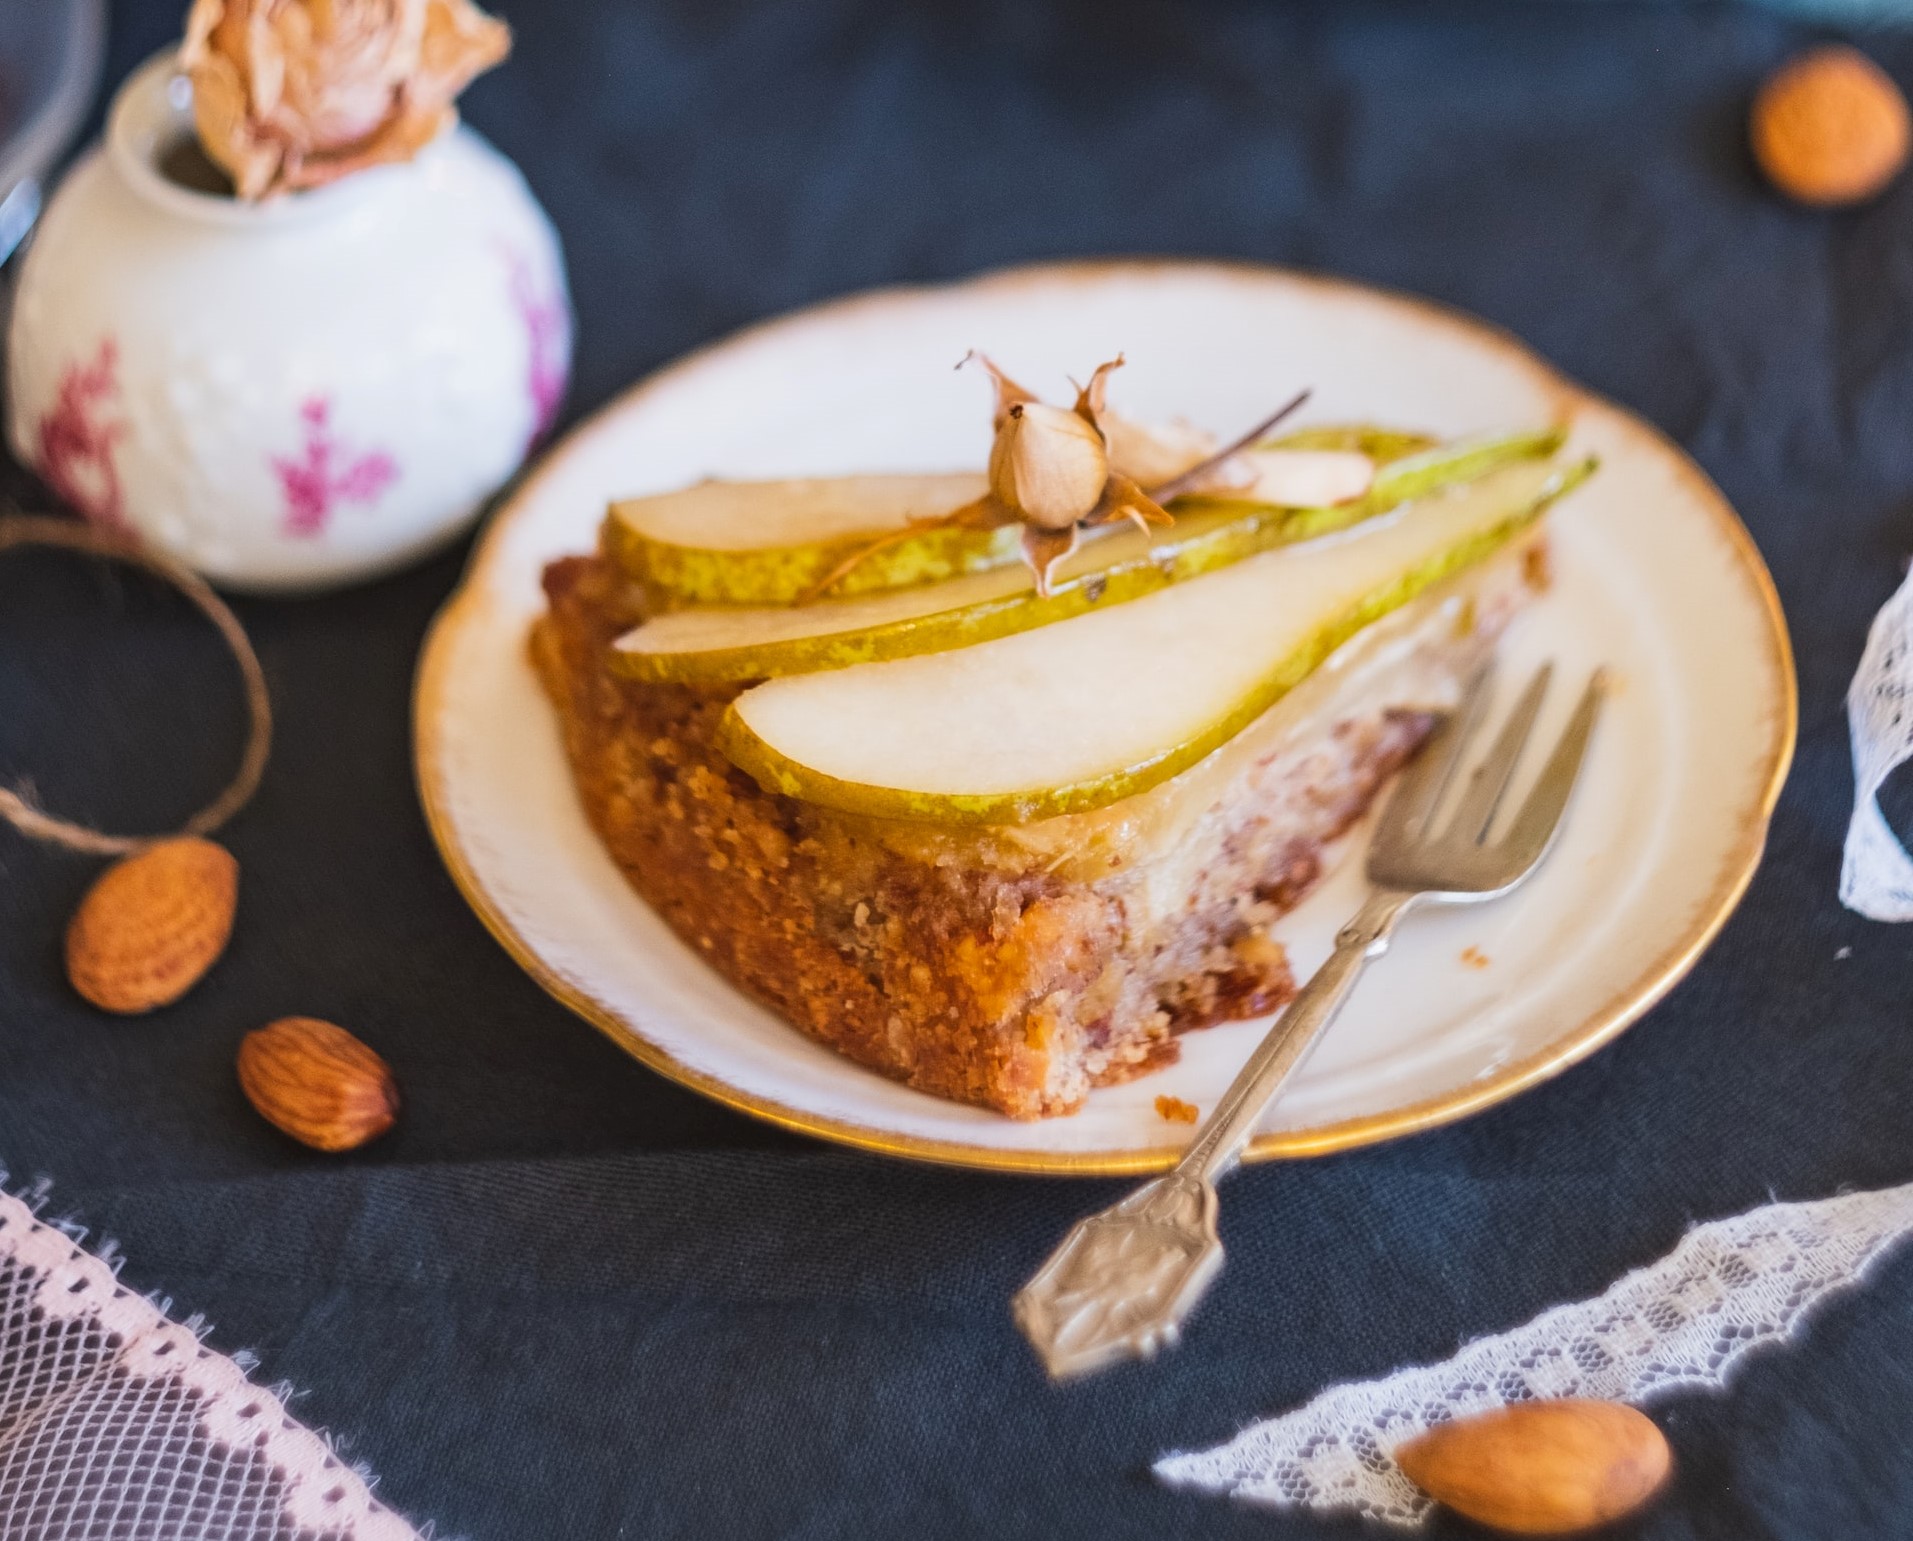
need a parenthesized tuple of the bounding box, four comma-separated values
(272, 398, 400, 539)
(505, 249, 570, 449)
(36, 339, 128, 531)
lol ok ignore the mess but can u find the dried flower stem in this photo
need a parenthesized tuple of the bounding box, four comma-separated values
(1148, 388, 1313, 503)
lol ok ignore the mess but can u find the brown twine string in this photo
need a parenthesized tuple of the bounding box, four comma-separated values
(0, 514, 273, 858)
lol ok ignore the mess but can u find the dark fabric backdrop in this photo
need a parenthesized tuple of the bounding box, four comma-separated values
(4, 1, 1912, 1536)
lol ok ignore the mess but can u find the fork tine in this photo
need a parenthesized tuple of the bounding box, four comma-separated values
(1447, 663, 1553, 844)
(1496, 669, 1605, 870)
(1378, 659, 1498, 842)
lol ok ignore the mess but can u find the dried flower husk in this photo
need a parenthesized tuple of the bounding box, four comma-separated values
(1100, 410, 1217, 488)
(987, 401, 1109, 531)
(805, 358, 1310, 598)
(803, 352, 1182, 600)
(1068, 354, 1221, 488)
(182, 0, 511, 200)
(974, 353, 1172, 593)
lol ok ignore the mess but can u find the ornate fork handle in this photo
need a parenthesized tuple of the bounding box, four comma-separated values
(1015, 663, 1603, 1380)
(1183, 889, 1411, 1183)
(1012, 888, 1412, 1380)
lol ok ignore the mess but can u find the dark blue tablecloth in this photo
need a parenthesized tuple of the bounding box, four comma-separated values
(5, 2, 1913, 1536)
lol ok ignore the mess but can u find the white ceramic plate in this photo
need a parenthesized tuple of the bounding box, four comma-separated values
(416, 262, 1794, 1175)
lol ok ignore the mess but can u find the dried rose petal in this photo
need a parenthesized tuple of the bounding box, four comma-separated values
(181, 0, 510, 200)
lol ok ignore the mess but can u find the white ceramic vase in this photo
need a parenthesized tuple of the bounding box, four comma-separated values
(7, 52, 572, 591)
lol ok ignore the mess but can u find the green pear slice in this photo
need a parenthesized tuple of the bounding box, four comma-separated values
(716, 455, 1593, 826)
(606, 473, 1007, 604)
(606, 473, 1010, 605)
(612, 428, 1565, 683)
(612, 503, 1278, 684)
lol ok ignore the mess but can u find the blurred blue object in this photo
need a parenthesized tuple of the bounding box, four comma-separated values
(0, 0, 103, 266)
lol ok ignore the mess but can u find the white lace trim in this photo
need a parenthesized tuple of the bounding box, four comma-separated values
(1156, 1182, 1913, 1526)
(0, 1183, 422, 1540)
(1844, 562, 1913, 919)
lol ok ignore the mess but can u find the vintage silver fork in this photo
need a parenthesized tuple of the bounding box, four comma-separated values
(1013, 661, 1605, 1380)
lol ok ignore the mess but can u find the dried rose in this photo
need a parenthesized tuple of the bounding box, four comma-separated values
(181, 0, 511, 200)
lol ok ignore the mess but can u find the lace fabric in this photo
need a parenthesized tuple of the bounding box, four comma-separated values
(0, 1185, 421, 1541)
(1156, 1182, 1913, 1525)
(1844, 562, 1913, 919)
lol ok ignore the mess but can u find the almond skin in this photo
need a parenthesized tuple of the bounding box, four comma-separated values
(65, 838, 239, 1013)
(1396, 1400, 1671, 1535)
(237, 1017, 399, 1152)
(1752, 46, 1910, 206)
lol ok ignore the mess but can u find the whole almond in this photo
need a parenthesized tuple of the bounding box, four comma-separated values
(1396, 1400, 1671, 1535)
(237, 1017, 399, 1152)
(1752, 45, 1910, 206)
(66, 838, 239, 1013)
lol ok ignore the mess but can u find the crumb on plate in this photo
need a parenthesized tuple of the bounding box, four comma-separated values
(1155, 1095, 1199, 1124)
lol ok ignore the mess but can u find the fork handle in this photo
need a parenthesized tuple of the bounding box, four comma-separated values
(1180, 888, 1413, 1184)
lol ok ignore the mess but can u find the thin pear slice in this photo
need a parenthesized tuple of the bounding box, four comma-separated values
(717, 456, 1594, 826)
(613, 428, 1566, 683)
(606, 474, 1009, 604)
(1172, 428, 1563, 524)
(614, 503, 1268, 684)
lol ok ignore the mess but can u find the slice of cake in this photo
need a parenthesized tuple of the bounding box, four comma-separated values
(531, 418, 1586, 1117)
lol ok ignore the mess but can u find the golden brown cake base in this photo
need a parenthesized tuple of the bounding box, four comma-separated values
(532, 539, 1542, 1119)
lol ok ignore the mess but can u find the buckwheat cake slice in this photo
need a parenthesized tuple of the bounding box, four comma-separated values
(530, 528, 1549, 1119)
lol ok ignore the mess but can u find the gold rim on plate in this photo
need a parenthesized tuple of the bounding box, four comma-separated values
(414, 258, 1798, 1177)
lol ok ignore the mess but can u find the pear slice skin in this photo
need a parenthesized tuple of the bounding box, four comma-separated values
(612, 428, 1566, 684)
(1263, 424, 1435, 460)
(605, 473, 1010, 605)
(716, 455, 1595, 827)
